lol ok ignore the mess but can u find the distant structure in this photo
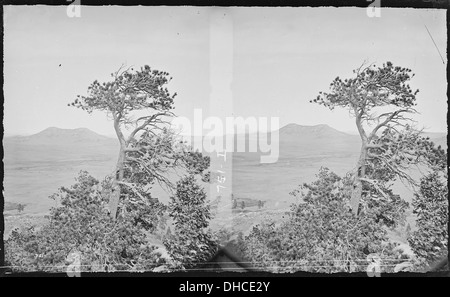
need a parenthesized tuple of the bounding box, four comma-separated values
(258, 200, 263, 209)
(17, 204, 25, 213)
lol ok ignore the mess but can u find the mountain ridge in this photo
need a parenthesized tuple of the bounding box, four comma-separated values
(278, 123, 354, 138)
(4, 125, 446, 147)
(4, 127, 116, 145)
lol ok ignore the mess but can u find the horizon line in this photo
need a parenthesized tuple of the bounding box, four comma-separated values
(4, 124, 447, 138)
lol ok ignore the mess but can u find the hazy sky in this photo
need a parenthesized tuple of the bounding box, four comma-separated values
(3, 6, 447, 136)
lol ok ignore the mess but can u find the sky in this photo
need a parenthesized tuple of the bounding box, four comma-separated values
(3, 6, 447, 137)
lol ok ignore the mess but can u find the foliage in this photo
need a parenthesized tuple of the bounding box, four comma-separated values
(69, 65, 179, 218)
(13, 64, 214, 273)
(311, 61, 422, 215)
(408, 148, 448, 264)
(214, 228, 234, 244)
(234, 232, 247, 259)
(243, 168, 407, 273)
(5, 171, 165, 272)
(69, 64, 176, 117)
(366, 126, 442, 184)
(124, 127, 210, 191)
(164, 175, 218, 268)
(312, 61, 418, 112)
(214, 230, 248, 262)
(356, 125, 447, 229)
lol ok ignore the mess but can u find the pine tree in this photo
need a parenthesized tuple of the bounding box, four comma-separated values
(408, 172, 448, 263)
(164, 175, 217, 268)
(311, 62, 431, 216)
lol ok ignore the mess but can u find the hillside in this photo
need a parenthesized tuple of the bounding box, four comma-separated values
(3, 125, 446, 219)
(231, 123, 446, 229)
(3, 128, 119, 215)
(279, 123, 355, 139)
(4, 127, 117, 146)
(277, 124, 446, 157)
(277, 123, 361, 157)
(233, 123, 361, 166)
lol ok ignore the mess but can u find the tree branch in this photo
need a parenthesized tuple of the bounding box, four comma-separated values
(368, 109, 411, 141)
(127, 112, 169, 142)
(116, 181, 148, 204)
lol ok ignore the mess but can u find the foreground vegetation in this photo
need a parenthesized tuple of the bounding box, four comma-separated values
(5, 62, 448, 273)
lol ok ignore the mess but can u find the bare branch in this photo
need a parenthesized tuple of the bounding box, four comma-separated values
(127, 112, 170, 142)
(368, 109, 412, 141)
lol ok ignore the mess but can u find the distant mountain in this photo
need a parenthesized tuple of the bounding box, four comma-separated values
(4, 127, 116, 146)
(279, 123, 356, 140)
(277, 123, 446, 149)
(273, 123, 361, 157)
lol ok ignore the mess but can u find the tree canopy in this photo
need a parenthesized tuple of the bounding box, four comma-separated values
(408, 148, 448, 266)
(243, 168, 407, 273)
(69, 65, 209, 219)
(6, 171, 166, 272)
(163, 175, 218, 268)
(312, 61, 434, 215)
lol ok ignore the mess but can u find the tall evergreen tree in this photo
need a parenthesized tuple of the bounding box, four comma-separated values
(408, 148, 448, 264)
(164, 175, 217, 268)
(311, 62, 431, 216)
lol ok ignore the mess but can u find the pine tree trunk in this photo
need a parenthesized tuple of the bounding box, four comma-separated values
(350, 142, 367, 215)
(108, 116, 127, 220)
(108, 143, 126, 219)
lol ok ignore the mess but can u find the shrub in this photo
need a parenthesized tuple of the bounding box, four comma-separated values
(408, 171, 448, 264)
(5, 171, 165, 272)
(164, 175, 218, 268)
(243, 168, 406, 273)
